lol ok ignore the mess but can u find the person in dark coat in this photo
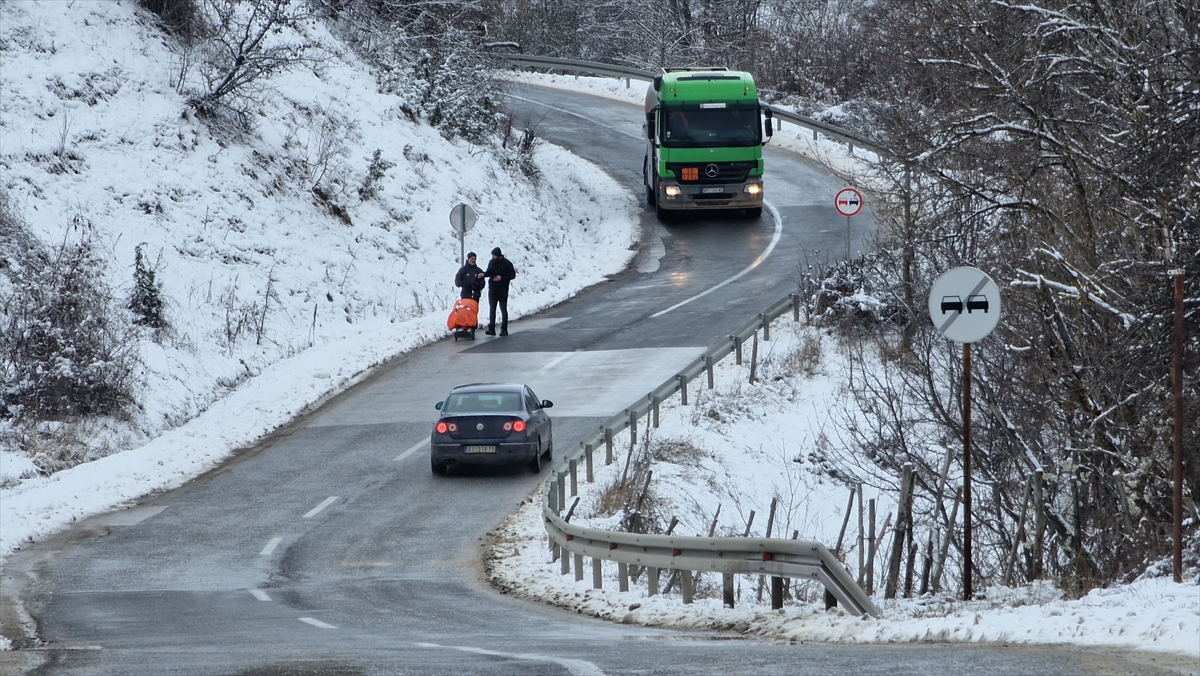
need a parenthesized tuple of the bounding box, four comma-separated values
(483, 247, 516, 336)
(454, 252, 485, 301)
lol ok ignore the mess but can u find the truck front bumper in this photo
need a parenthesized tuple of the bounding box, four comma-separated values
(658, 181, 763, 211)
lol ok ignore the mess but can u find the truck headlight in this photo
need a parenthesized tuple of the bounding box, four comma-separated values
(664, 186, 681, 198)
(746, 184, 762, 196)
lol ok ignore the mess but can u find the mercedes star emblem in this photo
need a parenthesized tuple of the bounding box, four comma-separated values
(705, 164, 719, 178)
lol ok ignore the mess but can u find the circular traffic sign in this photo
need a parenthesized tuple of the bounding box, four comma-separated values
(834, 188, 863, 217)
(928, 266, 1002, 343)
(449, 203, 477, 233)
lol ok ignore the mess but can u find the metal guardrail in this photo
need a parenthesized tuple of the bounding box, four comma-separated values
(496, 53, 886, 156)
(541, 289, 882, 618)
(500, 51, 881, 618)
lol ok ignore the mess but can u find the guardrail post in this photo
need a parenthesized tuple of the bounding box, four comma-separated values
(548, 482, 558, 513)
(652, 394, 660, 428)
(585, 443, 594, 483)
(733, 335, 742, 365)
(593, 558, 603, 589)
(723, 573, 735, 608)
(648, 567, 659, 596)
(605, 428, 614, 465)
(813, 128, 818, 141)
(574, 553, 584, 582)
(557, 473, 566, 513)
(618, 562, 629, 592)
(569, 459, 578, 497)
(681, 570, 694, 604)
(678, 375, 688, 406)
(706, 356, 714, 389)
(792, 293, 800, 322)
(761, 313, 769, 341)
(561, 546, 570, 574)
(771, 577, 784, 610)
(629, 409, 637, 445)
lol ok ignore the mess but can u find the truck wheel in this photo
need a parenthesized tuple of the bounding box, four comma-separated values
(655, 200, 671, 221)
(646, 185, 656, 206)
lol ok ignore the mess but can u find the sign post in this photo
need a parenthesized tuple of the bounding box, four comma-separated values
(834, 188, 863, 259)
(448, 203, 477, 265)
(928, 266, 1001, 600)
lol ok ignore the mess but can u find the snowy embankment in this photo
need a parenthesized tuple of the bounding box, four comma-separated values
(483, 320, 1199, 665)
(494, 73, 1198, 664)
(0, 1, 636, 559)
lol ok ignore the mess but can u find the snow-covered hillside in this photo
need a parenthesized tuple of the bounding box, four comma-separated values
(0, 0, 636, 495)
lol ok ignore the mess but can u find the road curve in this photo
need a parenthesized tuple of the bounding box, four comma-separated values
(0, 84, 1175, 676)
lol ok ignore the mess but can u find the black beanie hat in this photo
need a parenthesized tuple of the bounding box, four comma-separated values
(491, 247, 502, 256)
(467, 251, 476, 259)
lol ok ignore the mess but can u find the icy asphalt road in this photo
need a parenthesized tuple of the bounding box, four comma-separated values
(0, 84, 1178, 676)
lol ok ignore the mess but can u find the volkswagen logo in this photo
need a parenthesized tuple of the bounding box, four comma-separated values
(476, 423, 484, 431)
(705, 164, 720, 178)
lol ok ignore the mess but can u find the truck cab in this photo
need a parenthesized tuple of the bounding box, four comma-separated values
(643, 68, 772, 219)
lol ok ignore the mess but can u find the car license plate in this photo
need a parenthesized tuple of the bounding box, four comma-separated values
(464, 445, 496, 454)
(701, 187, 724, 194)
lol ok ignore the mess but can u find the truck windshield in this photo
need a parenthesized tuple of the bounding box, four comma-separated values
(662, 106, 760, 148)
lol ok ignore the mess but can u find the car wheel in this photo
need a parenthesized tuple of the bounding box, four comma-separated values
(529, 440, 543, 473)
(544, 437, 553, 461)
(431, 458, 447, 476)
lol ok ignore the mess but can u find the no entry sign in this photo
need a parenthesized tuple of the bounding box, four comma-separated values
(835, 188, 863, 217)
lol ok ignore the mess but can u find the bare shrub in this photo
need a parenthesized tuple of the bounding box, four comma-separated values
(0, 214, 139, 420)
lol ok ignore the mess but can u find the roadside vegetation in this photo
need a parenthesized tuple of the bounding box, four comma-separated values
(483, 0, 1199, 593)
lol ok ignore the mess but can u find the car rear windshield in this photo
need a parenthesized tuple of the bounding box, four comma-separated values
(443, 392, 522, 413)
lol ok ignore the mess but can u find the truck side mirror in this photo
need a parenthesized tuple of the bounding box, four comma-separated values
(653, 75, 662, 92)
(646, 112, 656, 140)
(763, 108, 774, 139)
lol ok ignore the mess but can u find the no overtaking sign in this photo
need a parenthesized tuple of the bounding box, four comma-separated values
(928, 266, 1001, 343)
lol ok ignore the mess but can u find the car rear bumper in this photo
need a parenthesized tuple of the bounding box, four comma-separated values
(431, 440, 539, 466)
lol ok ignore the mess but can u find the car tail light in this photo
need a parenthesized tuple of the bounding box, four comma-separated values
(502, 420, 527, 432)
(447, 422, 458, 432)
(435, 422, 458, 434)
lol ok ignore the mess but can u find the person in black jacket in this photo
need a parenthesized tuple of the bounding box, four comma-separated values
(454, 252, 484, 301)
(483, 247, 516, 336)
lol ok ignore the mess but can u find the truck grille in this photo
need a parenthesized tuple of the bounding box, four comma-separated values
(667, 161, 757, 184)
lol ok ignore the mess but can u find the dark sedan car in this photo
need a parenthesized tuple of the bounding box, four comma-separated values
(430, 382, 553, 475)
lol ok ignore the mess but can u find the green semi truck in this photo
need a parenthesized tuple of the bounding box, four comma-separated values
(643, 67, 773, 219)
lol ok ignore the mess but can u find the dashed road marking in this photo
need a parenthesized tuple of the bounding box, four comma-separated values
(299, 617, 336, 629)
(303, 496, 338, 519)
(259, 537, 282, 556)
(395, 437, 429, 462)
(249, 589, 271, 601)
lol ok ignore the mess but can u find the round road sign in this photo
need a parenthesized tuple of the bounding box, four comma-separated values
(928, 266, 1002, 343)
(449, 203, 477, 233)
(835, 188, 863, 217)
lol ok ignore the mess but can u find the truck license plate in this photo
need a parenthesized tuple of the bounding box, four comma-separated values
(465, 445, 496, 454)
(701, 187, 724, 194)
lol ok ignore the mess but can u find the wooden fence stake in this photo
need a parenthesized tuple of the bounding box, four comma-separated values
(1003, 475, 1033, 586)
(885, 464, 913, 599)
(757, 498, 778, 602)
(867, 499, 876, 594)
(931, 486, 962, 593)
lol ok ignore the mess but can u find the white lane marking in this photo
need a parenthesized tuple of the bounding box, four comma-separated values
(538, 349, 581, 373)
(259, 537, 282, 556)
(302, 496, 338, 519)
(651, 202, 784, 318)
(395, 437, 430, 462)
(250, 589, 271, 602)
(414, 642, 605, 676)
(506, 94, 640, 141)
(299, 617, 337, 629)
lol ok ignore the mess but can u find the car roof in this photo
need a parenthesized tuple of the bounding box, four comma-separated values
(448, 382, 526, 394)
